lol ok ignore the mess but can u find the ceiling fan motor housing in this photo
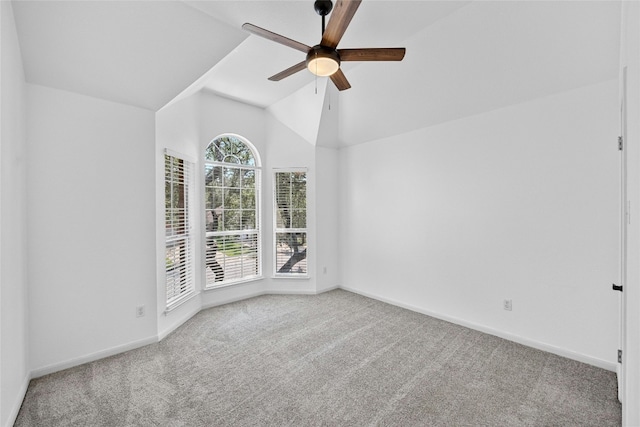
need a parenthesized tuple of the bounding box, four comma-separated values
(306, 45, 341, 76)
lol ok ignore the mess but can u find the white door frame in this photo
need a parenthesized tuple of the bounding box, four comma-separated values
(618, 65, 627, 403)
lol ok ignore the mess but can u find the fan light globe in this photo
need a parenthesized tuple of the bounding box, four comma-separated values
(307, 56, 339, 76)
(306, 45, 341, 77)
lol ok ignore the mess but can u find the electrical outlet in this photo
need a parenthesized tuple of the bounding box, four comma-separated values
(503, 299, 512, 311)
(136, 305, 145, 318)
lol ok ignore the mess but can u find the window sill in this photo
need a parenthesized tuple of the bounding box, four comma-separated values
(165, 291, 198, 314)
(272, 274, 311, 280)
(204, 275, 264, 291)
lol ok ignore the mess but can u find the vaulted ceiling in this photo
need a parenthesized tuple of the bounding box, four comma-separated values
(12, 1, 247, 111)
(11, 0, 621, 146)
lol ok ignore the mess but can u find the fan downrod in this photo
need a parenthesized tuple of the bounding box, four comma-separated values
(314, 0, 333, 35)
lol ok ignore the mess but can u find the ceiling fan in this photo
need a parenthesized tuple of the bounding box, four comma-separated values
(242, 0, 406, 91)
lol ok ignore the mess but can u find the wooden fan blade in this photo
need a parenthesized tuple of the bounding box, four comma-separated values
(242, 23, 311, 53)
(330, 68, 351, 91)
(338, 48, 406, 62)
(321, 0, 362, 49)
(268, 61, 308, 81)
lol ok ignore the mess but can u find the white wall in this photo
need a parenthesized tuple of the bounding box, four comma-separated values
(315, 85, 341, 291)
(26, 84, 157, 376)
(156, 94, 203, 339)
(264, 113, 318, 294)
(339, 79, 620, 369)
(198, 91, 267, 163)
(0, 2, 30, 426)
(316, 146, 339, 292)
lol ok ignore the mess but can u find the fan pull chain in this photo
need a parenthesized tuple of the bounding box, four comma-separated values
(315, 51, 318, 95)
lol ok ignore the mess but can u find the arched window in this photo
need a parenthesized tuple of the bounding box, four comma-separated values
(204, 134, 261, 287)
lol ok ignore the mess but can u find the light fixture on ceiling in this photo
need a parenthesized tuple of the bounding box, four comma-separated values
(306, 45, 340, 77)
(242, 0, 406, 91)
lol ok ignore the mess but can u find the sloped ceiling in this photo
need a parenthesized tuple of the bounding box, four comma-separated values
(338, 0, 622, 145)
(186, 0, 470, 108)
(268, 78, 329, 146)
(11, 0, 248, 111)
(11, 0, 621, 145)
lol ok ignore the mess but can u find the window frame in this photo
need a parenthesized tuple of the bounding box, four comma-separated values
(203, 134, 262, 289)
(273, 168, 309, 278)
(164, 149, 196, 311)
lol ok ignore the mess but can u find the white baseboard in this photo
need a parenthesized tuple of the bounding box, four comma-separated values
(200, 285, 339, 309)
(5, 372, 31, 427)
(158, 303, 202, 341)
(315, 284, 340, 294)
(200, 289, 268, 311)
(339, 285, 617, 372)
(266, 289, 322, 295)
(30, 335, 158, 379)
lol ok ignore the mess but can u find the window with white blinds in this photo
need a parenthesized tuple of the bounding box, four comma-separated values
(204, 135, 261, 287)
(165, 152, 195, 308)
(274, 169, 307, 276)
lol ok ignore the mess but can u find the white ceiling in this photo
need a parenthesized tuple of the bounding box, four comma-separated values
(338, 0, 622, 144)
(185, 0, 470, 107)
(11, 0, 621, 145)
(12, 0, 248, 111)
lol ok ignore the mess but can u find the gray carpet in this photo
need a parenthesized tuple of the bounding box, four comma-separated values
(15, 289, 621, 426)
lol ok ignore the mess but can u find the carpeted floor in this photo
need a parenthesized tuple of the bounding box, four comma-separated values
(15, 289, 621, 426)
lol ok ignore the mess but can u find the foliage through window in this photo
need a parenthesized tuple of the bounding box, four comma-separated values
(165, 152, 195, 308)
(204, 135, 261, 287)
(274, 170, 307, 275)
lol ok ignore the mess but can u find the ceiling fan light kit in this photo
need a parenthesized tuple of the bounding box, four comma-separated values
(242, 0, 406, 91)
(307, 45, 340, 76)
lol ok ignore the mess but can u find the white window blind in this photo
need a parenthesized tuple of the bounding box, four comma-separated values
(165, 152, 195, 308)
(274, 169, 307, 276)
(204, 135, 261, 287)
